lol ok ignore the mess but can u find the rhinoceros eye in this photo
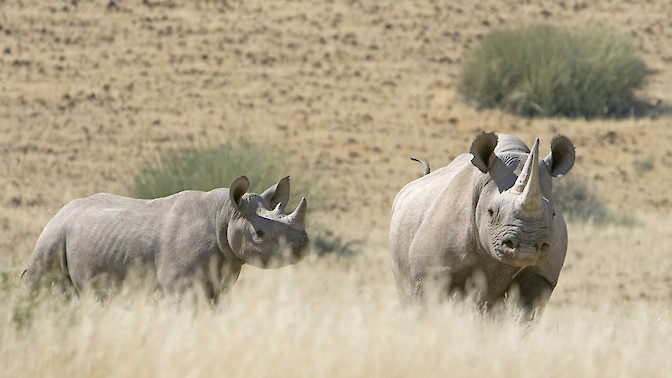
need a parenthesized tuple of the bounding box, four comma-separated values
(487, 207, 494, 217)
(255, 230, 265, 238)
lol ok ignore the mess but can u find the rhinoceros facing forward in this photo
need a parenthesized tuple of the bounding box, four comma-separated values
(22, 176, 309, 300)
(390, 133, 575, 316)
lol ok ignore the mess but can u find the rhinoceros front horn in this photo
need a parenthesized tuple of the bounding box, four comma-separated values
(511, 138, 543, 216)
(287, 197, 307, 226)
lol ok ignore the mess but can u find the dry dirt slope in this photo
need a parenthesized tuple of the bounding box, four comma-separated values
(1, 1, 672, 303)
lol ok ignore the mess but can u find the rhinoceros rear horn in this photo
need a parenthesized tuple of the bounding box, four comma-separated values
(287, 197, 307, 227)
(513, 139, 543, 216)
(272, 202, 283, 215)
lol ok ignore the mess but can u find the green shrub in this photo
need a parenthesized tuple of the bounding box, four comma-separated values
(553, 175, 608, 222)
(459, 25, 647, 118)
(311, 230, 361, 256)
(633, 157, 654, 173)
(127, 140, 306, 205)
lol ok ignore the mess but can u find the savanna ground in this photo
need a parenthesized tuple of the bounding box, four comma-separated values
(1, 0, 672, 376)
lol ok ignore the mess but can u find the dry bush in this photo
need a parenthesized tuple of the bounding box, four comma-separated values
(553, 173, 634, 225)
(459, 25, 648, 118)
(127, 141, 306, 202)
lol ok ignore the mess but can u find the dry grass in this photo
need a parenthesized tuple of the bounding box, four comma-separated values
(3, 241, 672, 378)
(2, 0, 672, 376)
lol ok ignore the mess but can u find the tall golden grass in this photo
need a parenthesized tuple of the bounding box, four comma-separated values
(2, 233, 671, 378)
(3, 216, 672, 377)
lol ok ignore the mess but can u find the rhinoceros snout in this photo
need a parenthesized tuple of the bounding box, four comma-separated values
(291, 237, 309, 258)
(286, 231, 310, 260)
(499, 236, 550, 266)
(292, 245, 308, 260)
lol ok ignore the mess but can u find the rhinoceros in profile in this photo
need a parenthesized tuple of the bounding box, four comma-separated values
(22, 176, 309, 300)
(390, 133, 575, 316)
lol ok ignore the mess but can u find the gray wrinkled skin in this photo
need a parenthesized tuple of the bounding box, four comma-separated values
(22, 176, 309, 300)
(390, 133, 575, 317)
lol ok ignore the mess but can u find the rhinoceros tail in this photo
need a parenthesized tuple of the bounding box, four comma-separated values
(411, 158, 430, 176)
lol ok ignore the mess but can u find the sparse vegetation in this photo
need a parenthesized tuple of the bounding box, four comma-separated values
(633, 157, 655, 173)
(553, 174, 608, 222)
(459, 25, 648, 118)
(311, 229, 361, 256)
(127, 140, 300, 201)
(553, 174, 634, 225)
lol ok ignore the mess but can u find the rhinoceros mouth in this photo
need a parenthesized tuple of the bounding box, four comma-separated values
(292, 245, 309, 260)
(494, 245, 548, 267)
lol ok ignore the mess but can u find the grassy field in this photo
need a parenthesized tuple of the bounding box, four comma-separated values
(2, 0, 672, 376)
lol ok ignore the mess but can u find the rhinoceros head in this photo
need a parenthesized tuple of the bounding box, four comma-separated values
(226, 176, 309, 268)
(471, 133, 575, 267)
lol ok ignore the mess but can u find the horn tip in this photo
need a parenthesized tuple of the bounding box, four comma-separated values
(288, 197, 308, 225)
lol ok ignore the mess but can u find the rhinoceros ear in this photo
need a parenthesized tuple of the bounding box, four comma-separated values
(543, 135, 575, 178)
(230, 176, 249, 208)
(470, 132, 498, 173)
(260, 176, 290, 211)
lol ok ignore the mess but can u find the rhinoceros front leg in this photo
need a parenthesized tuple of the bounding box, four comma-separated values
(200, 260, 242, 305)
(509, 268, 554, 320)
(413, 273, 425, 301)
(411, 266, 455, 305)
(217, 263, 242, 299)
